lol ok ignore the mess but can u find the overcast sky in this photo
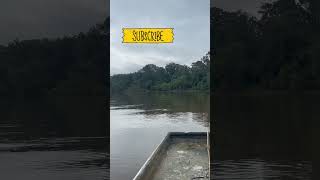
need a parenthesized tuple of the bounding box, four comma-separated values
(110, 0, 210, 75)
(212, 0, 264, 17)
(0, 0, 265, 70)
(0, 0, 265, 46)
(0, 0, 108, 45)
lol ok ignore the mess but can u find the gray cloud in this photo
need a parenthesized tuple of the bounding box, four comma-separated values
(111, 0, 210, 75)
(211, 0, 265, 16)
(0, 0, 108, 45)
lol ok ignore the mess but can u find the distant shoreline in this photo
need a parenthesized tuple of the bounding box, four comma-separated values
(111, 89, 209, 95)
(211, 90, 320, 96)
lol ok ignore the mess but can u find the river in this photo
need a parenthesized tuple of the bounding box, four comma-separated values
(0, 92, 312, 179)
(0, 96, 108, 180)
(110, 92, 210, 180)
(211, 93, 313, 179)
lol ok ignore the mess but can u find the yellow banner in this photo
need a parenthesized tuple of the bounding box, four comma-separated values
(122, 28, 174, 43)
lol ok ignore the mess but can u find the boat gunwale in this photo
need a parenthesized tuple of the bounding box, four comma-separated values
(133, 131, 209, 180)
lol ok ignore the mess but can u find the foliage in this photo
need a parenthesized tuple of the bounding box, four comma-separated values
(0, 19, 109, 96)
(110, 52, 210, 93)
(211, 0, 320, 92)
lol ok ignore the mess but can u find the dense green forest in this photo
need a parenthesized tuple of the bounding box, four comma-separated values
(211, 0, 320, 92)
(0, 19, 109, 97)
(110, 52, 210, 93)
